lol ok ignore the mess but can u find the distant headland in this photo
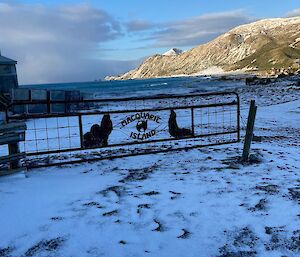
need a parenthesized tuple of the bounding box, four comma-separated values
(106, 17, 300, 81)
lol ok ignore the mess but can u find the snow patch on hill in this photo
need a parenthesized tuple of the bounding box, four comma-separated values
(163, 48, 183, 56)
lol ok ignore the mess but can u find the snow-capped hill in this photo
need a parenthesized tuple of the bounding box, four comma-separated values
(163, 48, 183, 56)
(108, 17, 300, 80)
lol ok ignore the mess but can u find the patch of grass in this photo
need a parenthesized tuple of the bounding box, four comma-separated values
(23, 237, 65, 257)
(102, 210, 118, 217)
(230, 39, 300, 73)
(83, 201, 103, 208)
(255, 184, 279, 195)
(0, 247, 14, 257)
(137, 204, 151, 214)
(98, 186, 125, 198)
(144, 191, 160, 196)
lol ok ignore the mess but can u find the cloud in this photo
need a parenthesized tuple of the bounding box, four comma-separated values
(0, 2, 255, 83)
(128, 10, 254, 48)
(286, 8, 300, 17)
(126, 20, 156, 32)
(0, 2, 132, 84)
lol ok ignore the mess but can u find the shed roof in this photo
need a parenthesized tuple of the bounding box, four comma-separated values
(0, 55, 17, 65)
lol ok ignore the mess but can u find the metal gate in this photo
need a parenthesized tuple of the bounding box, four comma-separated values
(5, 92, 240, 169)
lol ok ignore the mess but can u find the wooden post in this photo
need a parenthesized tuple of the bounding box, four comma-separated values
(0, 121, 26, 173)
(237, 94, 241, 142)
(1, 113, 19, 170)
(2, 121, 21, 170)
(7, 120, 22, 170)
(47, 91, 51, 114)
(8, 142, 20, 169)
(191, 107, 195, 136)
(242, 100, 257, 161)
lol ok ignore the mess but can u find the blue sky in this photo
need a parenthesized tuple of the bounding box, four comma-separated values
(0, 0, 299, 84)
(20, 0, 300, 20)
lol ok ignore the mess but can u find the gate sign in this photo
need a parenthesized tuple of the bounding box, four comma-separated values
(120, 112, 161, 141)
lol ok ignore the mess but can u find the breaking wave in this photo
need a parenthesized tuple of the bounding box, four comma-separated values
(148, 82, 168, 87)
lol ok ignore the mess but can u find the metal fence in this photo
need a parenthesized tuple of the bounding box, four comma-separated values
(5, 92, 240, 169)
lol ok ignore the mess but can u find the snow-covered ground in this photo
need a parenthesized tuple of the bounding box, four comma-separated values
(0, 81, 299, 257)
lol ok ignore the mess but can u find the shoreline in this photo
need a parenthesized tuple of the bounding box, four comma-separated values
(104, 68, 253, 81)
(105, 68, 299, 82)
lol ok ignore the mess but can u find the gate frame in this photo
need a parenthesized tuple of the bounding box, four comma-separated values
(5, 91, 240, 168)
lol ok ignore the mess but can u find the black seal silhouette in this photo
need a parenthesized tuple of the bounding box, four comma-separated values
(83, 132, 93, 148)
(100, 114, 113, 147)
(168, 110, 193, 139)
(83, 114, 113, 148)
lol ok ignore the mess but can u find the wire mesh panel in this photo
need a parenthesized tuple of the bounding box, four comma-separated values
(21, 116, 81, 153)
(6, 92, 240, 168)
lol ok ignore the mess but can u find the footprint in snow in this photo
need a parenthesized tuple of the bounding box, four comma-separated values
(152, 219, 166, 232)
(177, 229, 191, 239)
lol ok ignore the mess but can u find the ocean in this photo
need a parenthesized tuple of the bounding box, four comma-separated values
(21, 76, 244, 99)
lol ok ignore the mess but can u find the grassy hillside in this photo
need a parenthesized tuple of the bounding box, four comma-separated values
(230, 41, 300, 74)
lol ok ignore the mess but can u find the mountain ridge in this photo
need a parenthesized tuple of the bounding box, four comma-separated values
(106, 17, 300, 80)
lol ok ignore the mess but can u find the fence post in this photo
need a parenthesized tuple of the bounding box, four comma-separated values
(8, 142, 20, 169)
(0, 121, 26, 176)
(47, 91, 51, 113)
(236, 94, 241, 142)
(242, 100, 257, 161)
(1, 111, 19, 169)
(191, 107, 195, 136)
(1, 115, 22, 170)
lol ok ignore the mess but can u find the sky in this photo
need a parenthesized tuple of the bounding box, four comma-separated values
(0, 0, 299, 85)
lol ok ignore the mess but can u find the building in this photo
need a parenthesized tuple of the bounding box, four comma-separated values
(0, 52, 18, 95)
